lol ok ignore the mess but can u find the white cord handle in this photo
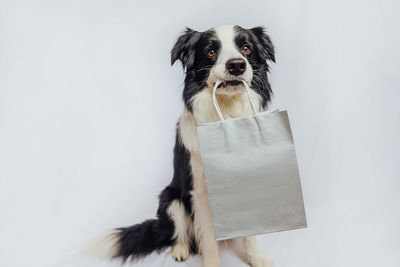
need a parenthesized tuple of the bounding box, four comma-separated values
(212, 80, 258, 121)
(212, 80, 224, 121)
(242, 80, 258, 116)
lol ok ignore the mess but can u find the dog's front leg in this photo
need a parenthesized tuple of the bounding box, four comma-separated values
(193, 192, 221, 267)
(191, 152, 221, 267)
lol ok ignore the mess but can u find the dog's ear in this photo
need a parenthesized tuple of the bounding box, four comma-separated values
(171, 28, 201, 69)
(250, 27, 275, 63)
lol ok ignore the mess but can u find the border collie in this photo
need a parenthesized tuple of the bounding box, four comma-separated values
(90, 25, 275, 267)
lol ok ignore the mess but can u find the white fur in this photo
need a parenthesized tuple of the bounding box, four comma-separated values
(177, 25, 267, 267)
(179, 87, 263, 152)
(243, 237, 274, 267)
(226, 237, 274, 267)
(82, 230, 120, 260)
(170, 243, 190, 262)
(190, 151, 221, 267)
(167, 200, 192, 246)
(179, 85, 263, 153)
(167, 200, 192, 261)
(207, 25, 253, 95)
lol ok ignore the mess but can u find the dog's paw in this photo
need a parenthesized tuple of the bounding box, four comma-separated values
(170, 243, 190, 262)
(249, 254, 273, 267)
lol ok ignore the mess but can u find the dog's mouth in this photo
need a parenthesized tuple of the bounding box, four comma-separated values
(217, 80, 243, 88)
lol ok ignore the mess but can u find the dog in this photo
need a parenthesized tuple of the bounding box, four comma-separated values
(90, 25, 275, 267)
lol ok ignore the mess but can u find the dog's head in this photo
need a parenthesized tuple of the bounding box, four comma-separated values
(171, 25, 275, 110)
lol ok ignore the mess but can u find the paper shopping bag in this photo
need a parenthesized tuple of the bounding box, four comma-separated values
(196, 81, 307, 241)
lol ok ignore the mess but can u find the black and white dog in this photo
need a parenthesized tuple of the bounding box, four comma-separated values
(92, 25, 275, 267)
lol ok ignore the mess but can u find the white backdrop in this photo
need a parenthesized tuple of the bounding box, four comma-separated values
(1, 1, 399, 267)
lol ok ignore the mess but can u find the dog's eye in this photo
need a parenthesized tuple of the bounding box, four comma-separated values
(242, 45, 251, 55)
(207, 49, 217, 58)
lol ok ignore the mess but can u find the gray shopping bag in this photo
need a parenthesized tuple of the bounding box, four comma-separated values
(196, 81, 307, 241)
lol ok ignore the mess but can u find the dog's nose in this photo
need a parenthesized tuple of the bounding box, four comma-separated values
(226, 58, 246, 76)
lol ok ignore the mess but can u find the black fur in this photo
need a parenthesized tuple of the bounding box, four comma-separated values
(116, 219, 172, 261)
(114, 131, 196, 262)
(111, 25, 274, 262)
(172, 28, 221, 111)
(235, 26, 275, 107)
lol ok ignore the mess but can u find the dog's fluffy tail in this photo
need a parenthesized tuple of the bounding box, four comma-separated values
(84, 219, 174, 261)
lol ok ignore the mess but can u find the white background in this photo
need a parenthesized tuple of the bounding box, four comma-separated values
(1, 1, 399, 267)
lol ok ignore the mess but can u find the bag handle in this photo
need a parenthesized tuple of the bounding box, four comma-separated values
(212, 80, 258, 121)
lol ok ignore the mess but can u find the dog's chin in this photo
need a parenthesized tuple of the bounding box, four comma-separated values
(212, 80, 248, 95)
(215, 85, 246, 95)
